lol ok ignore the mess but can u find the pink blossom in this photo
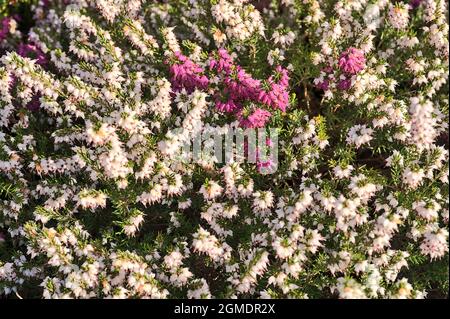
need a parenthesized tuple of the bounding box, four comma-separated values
(225, 67, 261, 100)
(209, 48, 234, 73)
(168, 51, 209, 92)
(238, 108, 272, 128)
(258, 66, 290, 112)
(256, 138, 276, 173)
(338, 48, 366, 75)
(257, 159, 274, 173)
(216, 98, 241, 112)
(258, 83, 289, 112)
(322, 65, 333, 73)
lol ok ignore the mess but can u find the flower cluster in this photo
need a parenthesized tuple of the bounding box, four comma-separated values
(209, 49, 290, 128)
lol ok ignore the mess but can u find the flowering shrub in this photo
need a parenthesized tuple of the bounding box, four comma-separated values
(0, 0, 448, 299)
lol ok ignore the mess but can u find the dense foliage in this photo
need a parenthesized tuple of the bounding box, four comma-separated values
(0, 0, 448, 299)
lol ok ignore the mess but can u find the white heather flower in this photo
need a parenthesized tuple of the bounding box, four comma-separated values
(346, 125, 374, 148)
(272, 237, 294, 260)
(211, 0, 264, 42)
(333, 165, 354, 179)
(389, 278, 424, 299)
(187, 279, 211, 299)
(267, 49, 285, 66)
(164, 250, 184, 269)
(253, 191, 274, 212)
(192, 227, 229, 262)
(161, 27, 180, 52)
(212, 27, 227, 45)
(420, 229, 449, 260)
(409, 97, 438, 151)
(178, 199, 192, 210)
(388, 3, 409, 30)
(77, 191, 108, 211)
(86, 122, 115, 145)
(272, 26, 295, 47)
(222, 205, 238, 219)
(334, 278, 367, 299)
(199, 180, 223, 201)
(412, 200, 440, 222)
(123, 213, 144, 237)
(386, 150, 404, 167)
(0, 0, 448, 301)
(402, 167, 425, 189)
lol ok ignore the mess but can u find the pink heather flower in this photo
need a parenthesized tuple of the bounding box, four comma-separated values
(275, 66, 289, 87)
(258, 66, 290, 112)
(225, 67, 261, 100)
(18, 43, 47, 66)
(238, 108, 272, 128)
(337, 78, 352, 91)
(209, 49, 290, 125)
(210, 49, 262, 101)
(209, 48, 234, 73)
(210, 49, 290, 115)
(338, 48, 366, 75)
(243, 137, 275, 173)
(258, 83, 289, 112)
(168, 51, 209, 92)
(0, 17, 12, 42)
(216, 98, 241, 113)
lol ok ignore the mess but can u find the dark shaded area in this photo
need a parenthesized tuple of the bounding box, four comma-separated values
(15, 2, 36, 34)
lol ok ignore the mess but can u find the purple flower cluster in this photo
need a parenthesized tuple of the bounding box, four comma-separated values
(337, 78, 352, 91)
(0, 17, 12, 42)
(26, 93, 42, 112)
(18, 43, 47, 66)
(210, 49, 262, 107)
(409, 0, 423, 9)
(167, 51, 209, 92)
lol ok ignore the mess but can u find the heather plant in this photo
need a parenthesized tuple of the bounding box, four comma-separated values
(0, 0, 448, 299)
